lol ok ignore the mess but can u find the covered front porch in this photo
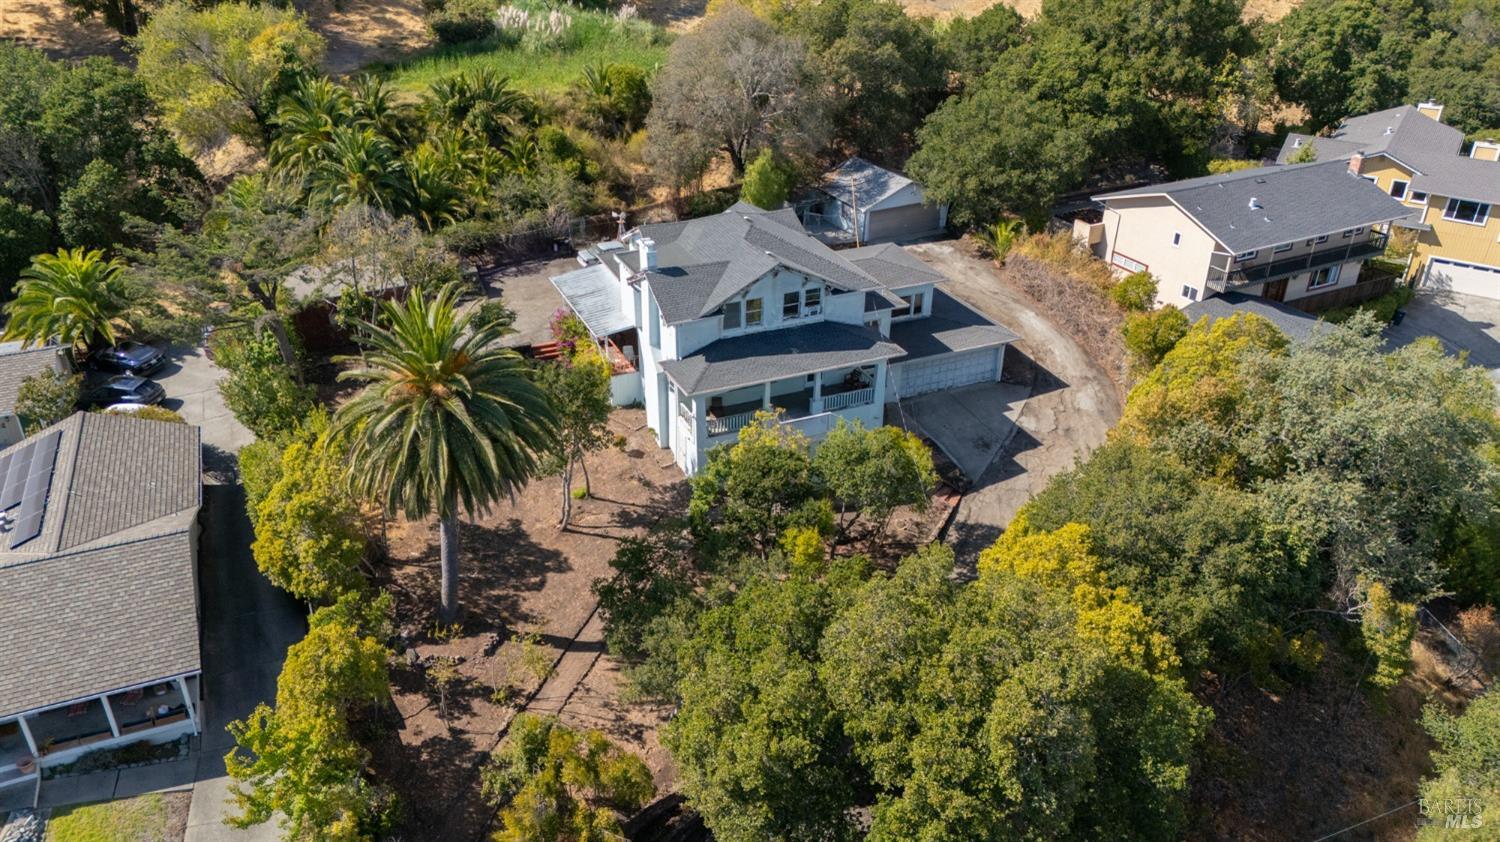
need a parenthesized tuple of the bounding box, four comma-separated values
(699, 363, 881, 438)
(0, 673, 200, 791)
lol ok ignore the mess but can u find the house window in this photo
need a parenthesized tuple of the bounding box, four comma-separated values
(783, 291, 802, 319)
(1315, 234, 1329, 244)
(1274, 242, 1293, 254)
(1389, 179, 1409, 200)
(1444, 198, 1492, 225)
(1181, 285, 1199, 301)
(1308, 264, 1341, 289)
(893, 291, 924, 318)
(1171, 232, 1181, 247)
(804, 287, 822, 315)
(745, 298, 764, 327)
(1342, 228, 1354, 238)
(723, 301, 742, 329)
(1234, 250, 1258, 262)
(1410, 191, 1428, 204)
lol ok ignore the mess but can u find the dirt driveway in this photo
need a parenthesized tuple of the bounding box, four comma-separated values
(904, 241, 1124, 561)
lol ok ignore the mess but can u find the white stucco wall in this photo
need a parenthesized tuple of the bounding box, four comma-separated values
(1100, 198, 1219, 308)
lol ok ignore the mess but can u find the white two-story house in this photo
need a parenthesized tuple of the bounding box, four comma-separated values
(552, 203, 1017, 475)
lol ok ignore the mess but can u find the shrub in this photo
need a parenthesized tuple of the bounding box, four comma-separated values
(213, 330, 316, 440)
(428, 0, 495, 44)
(438, 219, 502, 257)
(16, 369, 81, 432)
(740, 149, 797, 209)
(683, 188, 738, 219)
(106, 405, 186, 423)
(1207, 158, 1260, 174)
(1110, 270, 1158, 312)
(974, 218, 1024, 265)
(1324, 283, 1414, 324)
(1122, 306, 1190, 370)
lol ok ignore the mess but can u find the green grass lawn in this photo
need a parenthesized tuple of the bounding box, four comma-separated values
(373, 5, 670, 95)
(45, 792, 188, 842)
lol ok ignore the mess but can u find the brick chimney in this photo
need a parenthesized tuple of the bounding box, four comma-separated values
(1416, 101, 1445, 122)
(1348, 152, 1364, 175)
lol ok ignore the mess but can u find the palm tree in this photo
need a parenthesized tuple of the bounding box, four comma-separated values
(269, 76, 354, 182)
(310, 127, 408, 211)
(4, 248, 132, 354)
(333, 284, 559, 623)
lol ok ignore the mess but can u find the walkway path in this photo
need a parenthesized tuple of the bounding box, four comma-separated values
(905, 242, 1124, 562)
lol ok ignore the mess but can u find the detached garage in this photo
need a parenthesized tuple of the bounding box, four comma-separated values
(795, 157, 949, 246)
(1424, 257, 1500, 299)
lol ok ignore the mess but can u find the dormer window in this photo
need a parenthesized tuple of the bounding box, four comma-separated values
(804, 287, 822, 315)
(723, 301, 742, 329)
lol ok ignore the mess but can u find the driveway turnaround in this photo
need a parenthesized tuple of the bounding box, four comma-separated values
(896, 381, 1029, 481)
(905, 241, 1123, 563)
(1385, 290, 1500, 391)
(154, 344, 255, 463)
(185, 485, 306, 841)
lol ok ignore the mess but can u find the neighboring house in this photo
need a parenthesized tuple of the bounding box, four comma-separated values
(795, 157, 949, 246)
(1088, 160, 1410, 309)
(1278, 103, 1500, 299)
(1181, 292, 1323, 342)
(0, 342, 72, 421)
(551, 203, 1016, 475)
(0, 412, 203, 798)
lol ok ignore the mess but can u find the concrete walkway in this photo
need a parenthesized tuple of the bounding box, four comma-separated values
(905, 242, 1124, 563)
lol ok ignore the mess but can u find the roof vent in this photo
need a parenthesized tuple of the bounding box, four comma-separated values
(1384, 126, 1394, 135)
(1263, 216, 1272, 223)
(1248, 197, 1263, 209)
(1255, 177, 1266, 184)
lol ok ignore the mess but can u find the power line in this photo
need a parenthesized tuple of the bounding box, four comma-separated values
(1309, 800, 1420, 842)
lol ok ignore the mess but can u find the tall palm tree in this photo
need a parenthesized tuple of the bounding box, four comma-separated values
(333, 284, 558, 623)
(4, 247, 132, 354)
(311, 127, 408, 212)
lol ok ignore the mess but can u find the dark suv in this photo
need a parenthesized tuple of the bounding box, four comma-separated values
(92, 341, 166, 376)
(83, 375, 166, 408)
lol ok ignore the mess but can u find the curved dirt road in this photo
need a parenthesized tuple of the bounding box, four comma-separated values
(905, 241, 1124, 562)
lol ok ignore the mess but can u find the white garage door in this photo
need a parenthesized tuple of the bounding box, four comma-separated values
(893, 348, 998, 397)
(1425, 258, 1500, 299)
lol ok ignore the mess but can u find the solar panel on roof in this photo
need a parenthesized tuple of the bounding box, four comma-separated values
(9, 509, 43, 548)
(29, 432, 58, 474)
(0, 447, 34, 510)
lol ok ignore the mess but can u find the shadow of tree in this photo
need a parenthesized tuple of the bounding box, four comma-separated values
(399, 518, 572, 631)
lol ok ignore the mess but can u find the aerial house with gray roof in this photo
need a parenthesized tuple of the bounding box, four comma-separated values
(552, 203, 1016, 475)
(795, 157, 949, 246)
(0, 412, 203, 800)
(1087, 160, 1410, 310)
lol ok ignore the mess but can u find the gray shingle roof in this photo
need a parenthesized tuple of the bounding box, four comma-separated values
(635, 207, 886, 325)
(1094, 161, 1411, 254)
(843, 243, 949, 290)
(1275, 105, 1500, 204)
(0, 343, 69, 415)
(0, 412, 202, 717)
(1181, 292, 1323, 342)
(821, 157, 916, 209)
(659, 321, 905, 395)
(889, 290, 1020, 362)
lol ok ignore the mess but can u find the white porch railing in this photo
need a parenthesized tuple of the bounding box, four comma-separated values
(706, 409, 759, 437)
(818, 387, 874, 413)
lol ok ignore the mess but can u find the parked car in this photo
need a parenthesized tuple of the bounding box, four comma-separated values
(91, 341, 166, 375)
(84, 375, 165, 408)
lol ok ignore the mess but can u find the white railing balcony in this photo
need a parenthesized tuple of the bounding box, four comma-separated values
(706, 409, 759, 437)
(817, 386, 874, 414)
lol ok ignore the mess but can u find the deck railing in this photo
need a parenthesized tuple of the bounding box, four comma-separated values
(1206, 231, 1388, 292)
(819, 386, 874, 413)
(706, 410, 760, 437)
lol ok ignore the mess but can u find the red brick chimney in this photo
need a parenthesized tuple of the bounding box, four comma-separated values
(1348, 152, 1364, 175)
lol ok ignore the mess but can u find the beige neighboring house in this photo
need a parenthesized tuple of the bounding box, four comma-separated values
(1277, 103, 1500, 299)
(0, 342, 72, 421)
(1085, 160, 1410, 310)
(0, 412, 203, 805)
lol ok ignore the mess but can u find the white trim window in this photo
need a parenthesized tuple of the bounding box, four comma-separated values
(1409, 191, 1429, 204)
(722, 301, 742, 329)
(782, 291, 802, 319)
(1315, 234, 1330, 244)
(1181, 285, 1199, 301)
(745, 298, 764, 327)
(1171, 232, 1181, 247)
(893, 291, 925, 318)
(803, 287, 822, 315)
(1308, 264, 1341, 290)
(1389, 179, 1409, 200)
(1234, 250, 1258, 262)
(1443, 198, 1491, 225)
(1274, 242, 1293, 254)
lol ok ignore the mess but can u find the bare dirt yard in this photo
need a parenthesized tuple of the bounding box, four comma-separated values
(365, 407, 688, 841)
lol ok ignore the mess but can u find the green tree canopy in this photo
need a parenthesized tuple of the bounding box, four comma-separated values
(333, 283, 558, 623)
(688, 411, 826, 560)
(136, 1, 325, 151)
(4, 248, 132, 353)
(15, 369, 81, 433)
(1419, 691, 1500, 839)
(1268, 0, 1427, 130)
(812, 419, 935, 533)
(536, 344, 614, 526)
(739, 149, 798, 210)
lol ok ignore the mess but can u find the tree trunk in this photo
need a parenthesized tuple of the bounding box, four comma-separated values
(438, 516, 461, 624)
(255, 313, 302, 380)
(559, 457, 574, 528)
(580, 456, 592, 496)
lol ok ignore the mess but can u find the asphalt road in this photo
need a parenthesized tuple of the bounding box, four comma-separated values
(185, 484, 306, 841)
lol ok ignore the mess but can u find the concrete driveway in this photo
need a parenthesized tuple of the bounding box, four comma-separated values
(186, 484, 306, 841)
(479, 257, 576, 349)
(1385, 290, 1500, 391)
(896, 381, 1028, 481)
(153, 344, 254, 467)
(904, 241, 1124, 562)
